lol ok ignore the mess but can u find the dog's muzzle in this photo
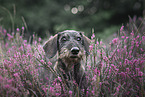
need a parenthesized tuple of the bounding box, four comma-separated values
(70, 47, 80, 58)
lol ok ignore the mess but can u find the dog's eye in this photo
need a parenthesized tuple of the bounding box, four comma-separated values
(77, 37, 81, 41)
(61, 37, 67, 41)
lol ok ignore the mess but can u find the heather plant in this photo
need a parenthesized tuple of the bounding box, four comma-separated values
(86, 16, 145, 96)
(0, 16, 145, 97)
(0, 27, 47, 96)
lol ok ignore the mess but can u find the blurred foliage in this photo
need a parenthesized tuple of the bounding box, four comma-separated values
(0, 0, 144, 38)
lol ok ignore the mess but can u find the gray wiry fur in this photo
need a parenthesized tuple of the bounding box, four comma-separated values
(43, 30, 91, 89)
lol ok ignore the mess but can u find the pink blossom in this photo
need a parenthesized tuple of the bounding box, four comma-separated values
(112, 38, 118, 44)
(87, 65, 91, 69)
(91, 33, 95, 39)
(116, 85, 121, 92)
(135, 68, 139, 74)
(100, 41, 103, 45)
(136, 42, 139, 47)
(124, 39, 127, 43)
(92, 75, 97, 81)
(4, 84, 10, 89)
(120, 26, 124, 32)
(131, 32, 134, 36)
(3, 29, 7, 36)
(111, 64, 117, 70)
(49, 87, 54, 93)
(23, 40, 27, 43)
(47, 61, 52, 66)
(126, 68, 129, 73)
(3, 29, 7, 33)
(91, 90, 95, 95)
(22, 26, 24, 30)
(140, 60, 144, 64)
(69, 90, 72, 95)
(55, 93, 60, 96)
(138, 71, 143, 76)
(133, 59, 137, 64)
(58, 77, 62, 82)
(38, 37, 41, 42)
(119, 72, 126, 79)
(142, 36, 145, 41)
(117, 49, 120, 53)
(43, 87, 48, 93)
(16, 28, 20, 32)
(131, 40, 134, 45)
(14, 73, 19, 77)
(5, 43, 8, 48)
(19, 46, 24, 51)
(126, 37, 129, 39)
(96, 41, 99, 45)
(40, 59, 45, 64)
(121, 36, 125, 39)
(103, 56, 108, 62)
(136, 35, 139, 39)
(94, 67, 97, 74)
(7, 33, 13, 40)
(89, 44, 94, 51)
(34, 41, 37, 45)
(124, 59, 129, 64)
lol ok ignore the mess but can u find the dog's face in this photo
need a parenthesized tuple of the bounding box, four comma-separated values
(58, 30, 84, 59)
(43, 30, 91, 61)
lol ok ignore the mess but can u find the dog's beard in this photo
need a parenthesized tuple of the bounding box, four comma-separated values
(59, 48, 85, 69)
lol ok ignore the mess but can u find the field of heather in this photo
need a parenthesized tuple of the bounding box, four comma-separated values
(0, 17, 145, 97)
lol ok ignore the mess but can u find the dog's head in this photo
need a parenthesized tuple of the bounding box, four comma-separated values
(43, 30, 91, 61)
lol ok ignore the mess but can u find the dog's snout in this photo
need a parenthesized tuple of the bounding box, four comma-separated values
(71, 47, 79, 55)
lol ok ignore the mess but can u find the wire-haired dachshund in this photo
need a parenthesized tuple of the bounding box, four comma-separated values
(43, 30, 91, 89)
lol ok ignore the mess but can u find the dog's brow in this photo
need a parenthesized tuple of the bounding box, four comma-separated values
(69, 32, 81, 37)
(60, 33, 68, 38)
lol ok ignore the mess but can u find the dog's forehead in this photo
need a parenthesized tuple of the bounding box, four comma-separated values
(59, 30, 81, 36)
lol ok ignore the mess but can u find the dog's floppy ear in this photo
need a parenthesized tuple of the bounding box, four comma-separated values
(43, 34, 58, 58)
(81, 33, 91, 55)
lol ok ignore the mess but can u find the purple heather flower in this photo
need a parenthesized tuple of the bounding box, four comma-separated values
(58, 77, 62, 82)
(40, 59, 45, 64)
(87, 65, 91, 69)
(136, 42, 139, 47)
(16, 28, 20, 32)
(112, 38, 118, 44)
(142, 36, 145, 41)
(38, 37, 41, 42)
(4, 84, 10, 89)
(94, 67, 97, 74)
(120, 26, 124, 32)
(119, 72, 126, 79)
(92, 75, 97, 81)
(7, 33, 13, 40)
(69, 91, 72, 95)
(13, 73, 19, 77)
(136, 35, 139, 39)
(22, 26, 24, 30)
(126, 68, 129, 73)
(138, 71, 143, 76)
(135, 68, 139, 74)
(47, 61, 52, 66)
(131, 32, 134, 36)
(121, 36, 125, 39)
(89, 44, 94, 51)
(91, 33, 95, 40)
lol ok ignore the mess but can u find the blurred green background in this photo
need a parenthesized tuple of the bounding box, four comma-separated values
(0, 0, 144, 39)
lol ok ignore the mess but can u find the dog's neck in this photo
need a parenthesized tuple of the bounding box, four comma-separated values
(57, 58, 81, 72)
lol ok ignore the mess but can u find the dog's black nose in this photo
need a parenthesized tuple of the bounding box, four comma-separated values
(71, 47, 79, 55)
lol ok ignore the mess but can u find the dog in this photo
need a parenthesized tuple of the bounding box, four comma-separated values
(43, 30, 91, 90)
